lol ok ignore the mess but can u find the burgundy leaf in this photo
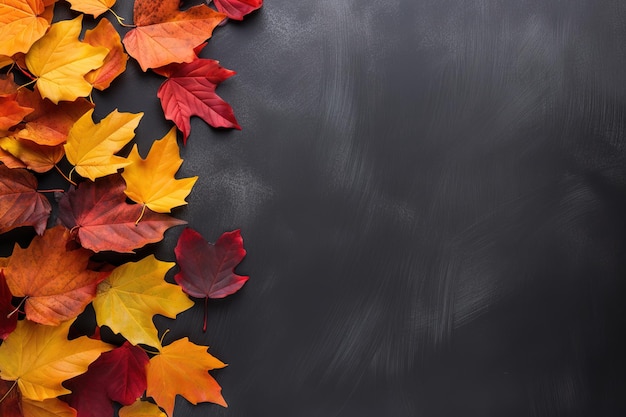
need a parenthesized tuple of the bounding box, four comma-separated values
(174, 227, 249, 330)
(64, 342, 149, 417)
(0, 270, 17, 340)
(0, 164, 51, 235)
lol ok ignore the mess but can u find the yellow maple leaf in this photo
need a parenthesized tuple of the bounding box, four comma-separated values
(0, 319, 113, 401)
(22, 397, 77, 417)
(64, 108, 142, 181)
(92, 255, 194, 348)
(147, 337, 227, 416)
(0, 0, 49, 57)
(119, 399, 166, 417)
(25, 16, 108, 104)
(66, 0, 114, 17)
(122, 127, 197, 213)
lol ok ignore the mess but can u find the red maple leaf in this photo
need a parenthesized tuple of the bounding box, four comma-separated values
(0, 270, 17, 340)
(0, 164, 52, 235)
(213, 0, 263, 21)
(156, 57, 240, 144)
(64, 342, 149, 417)
(57, 174, 186, 253)
(174, 228, 248, 331)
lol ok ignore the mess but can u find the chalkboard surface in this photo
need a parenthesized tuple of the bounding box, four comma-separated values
(2, 0, 626, 416)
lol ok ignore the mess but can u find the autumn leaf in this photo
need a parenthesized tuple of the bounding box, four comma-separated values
(3, 225, 108, 325)
(66, 0, 114, 18)
(0, 164, 51, 235)
(64, 109, 142, 181)
(15, 88, 93, 146)
(212, 0, 263, 21)
(156, 57, 240, 143)
(22, 398, 77, 417)
(64, 342, 149, 417)
(0, 319, 113, 401)
(147, 337, 227, 416)
(58, 174, 186, 253)
(0, 379, 21, 417)
(0, 136, 64, 173)
(92, 255, 193, 348)
(0, 270, 17, 340)
(119, 400, 166, 417)
(25, 16, 108, 103)
(122, 127, 197, 213)
(123, 0, 225, 71)
(0, 0, 50, 57)
(174, 228, 248, 331)
(84, 17, 128, 91)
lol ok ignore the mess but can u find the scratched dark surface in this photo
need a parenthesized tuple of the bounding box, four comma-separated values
(3, 0, 626, 416)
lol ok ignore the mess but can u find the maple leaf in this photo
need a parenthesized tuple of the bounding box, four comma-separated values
(123, 0, 225, 71)
(58, 175, 186, 253)
(64, 342, 149, 417)
(83, 17, 128, 91)
(3, 225, 108, 325)
(66, 0, 114, 18)
(147, 337, 227, 416)
(156, 57, 240, 143)
(0, 136, 64, 173)
(64, 109, 142, 181)
(122, 127, 197, 213)
(92, 255, 193, 348)
(25, 16, 108, 104)
(0, 270, 17, 340)
(0, 0, 50, 57)
(119, 399, 166, 417)
(0, 318, 113, 401)
(0, 164, 51, 235)
(212, 0, 263, 21)
(174, 228, 248, 331)
(15, 87, 94, 146)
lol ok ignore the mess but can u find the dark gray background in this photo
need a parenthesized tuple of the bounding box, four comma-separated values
(5, 0, 626, 416)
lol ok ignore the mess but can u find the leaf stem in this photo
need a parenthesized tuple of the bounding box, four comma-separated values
(17, 78, 37, 90)
(15, 64, 35, 81)
(203, 296, 208, 332)
(7, 296, 27, 319)
(0, 380, 18, 405)
(37, 188, 65, 193)
(54, 164, 77, 186)
(135, 204, 147, 226)
(109, 8, 136, 27)
(159, 329, 170, 346)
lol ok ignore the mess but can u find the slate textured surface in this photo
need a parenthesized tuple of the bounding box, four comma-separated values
(3, 0, 626, 416)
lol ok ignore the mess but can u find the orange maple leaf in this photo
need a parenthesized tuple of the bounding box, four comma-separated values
(0, 0, 50, 57)
(84, 17, 128, 91)
(146, 337, 227, 416)
(3, 225, 108, 325)
(123, 0, 226, 71)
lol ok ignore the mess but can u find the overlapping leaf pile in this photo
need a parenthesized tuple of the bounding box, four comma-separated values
(0, 0, 260, 415)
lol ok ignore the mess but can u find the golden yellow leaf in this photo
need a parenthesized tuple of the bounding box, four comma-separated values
(147, 337, 227, 416)
(22, 398, 77, 417)
(0, 319, 113, 401)
(92, 255, 193, 348)
(0, 0, 49, 57)
(64, 108, 142, 181)
(122, 127, 197, 213)
(119, 399, 166, 417)
(66, 0, 114, 17)
(25, 16, 108, 103)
